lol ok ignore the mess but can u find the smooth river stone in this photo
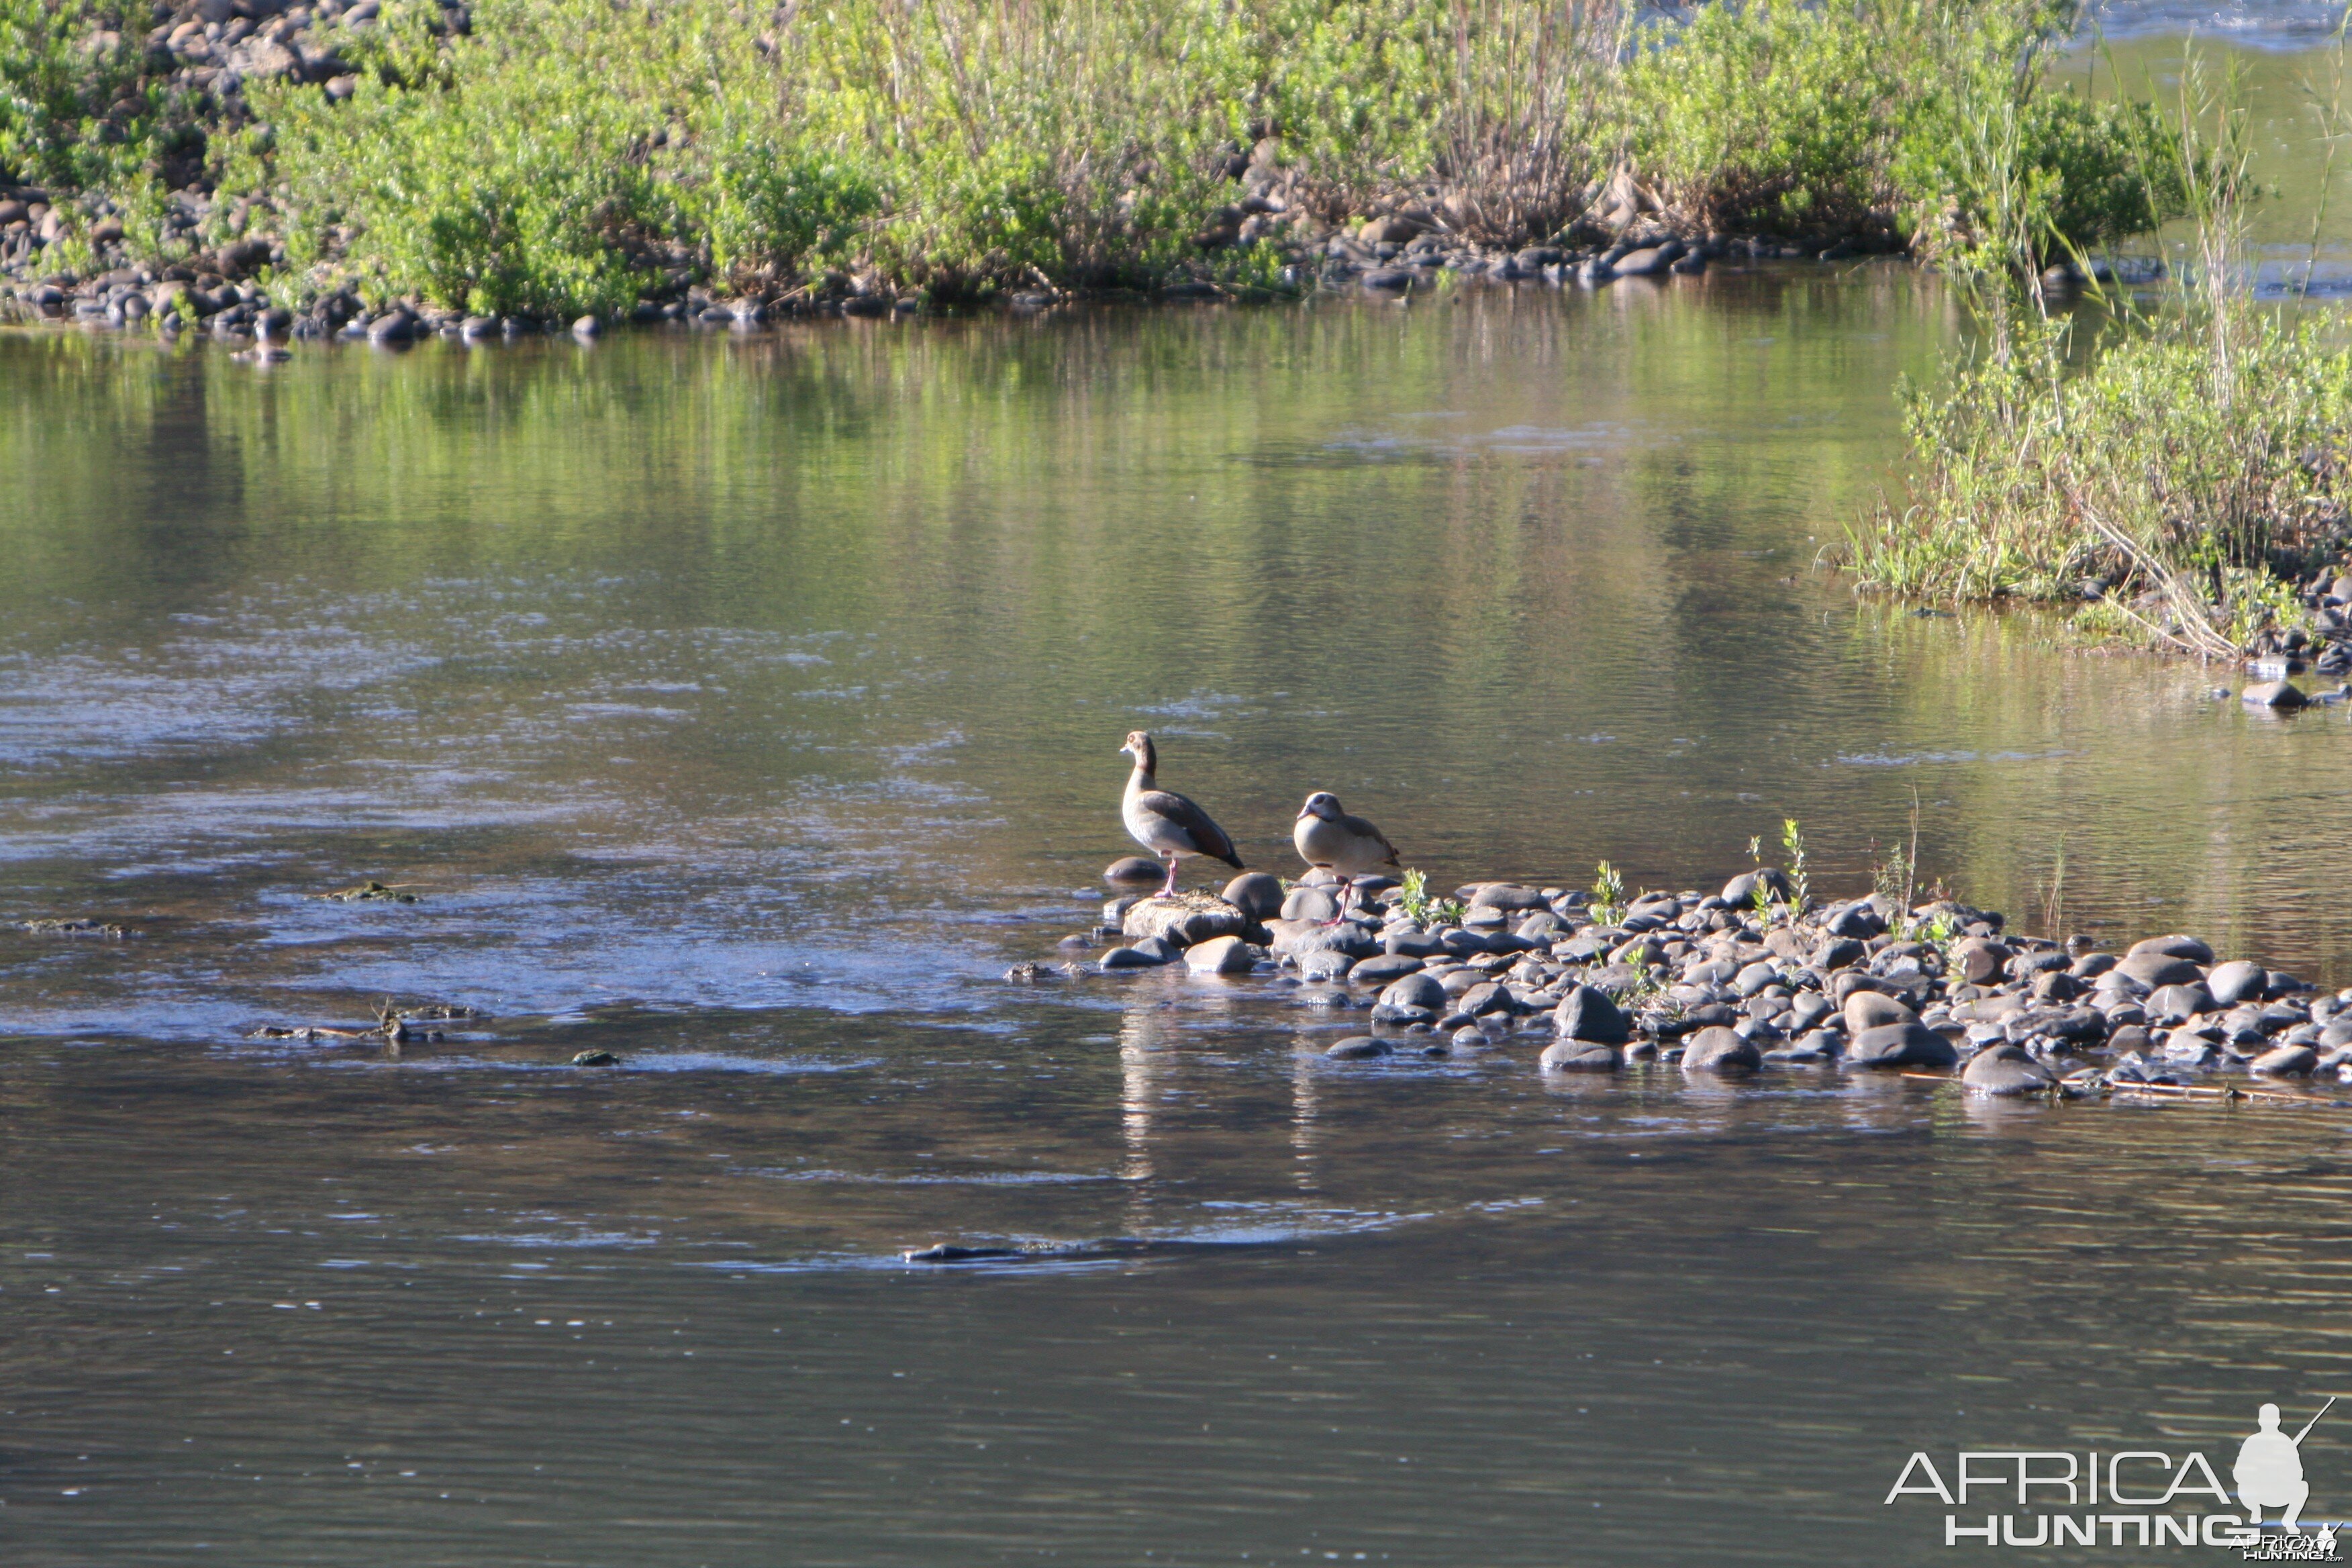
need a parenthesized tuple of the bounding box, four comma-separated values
(1539, 1038, 1621, 1072)
(2251, 1044, 2318, 1077)
(1282, 885, 1341, 923)
(2205, 959, 2267, 1008)
(1379, 973, 1448, 1014)
(1349, 953, 1426, 986)
(2128, 933, 2216, 965)
(1681, 1026, 1760, 1074)
(1326, 1036, 1389, 1060)
(1183, 935, 1257, 975)
(2115, 950, 2204, 989)
(1104, 855, 1167, 887)
(1222, 872, 1285, 921)
(1552, 983, 1630, 1044)
(1843, 990, 1916, 1034)
(1961, 1044, 2054, 1097)
(1844, 1022, 1958, 1069)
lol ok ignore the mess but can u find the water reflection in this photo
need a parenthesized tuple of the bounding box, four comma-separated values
(11, 187, 2352, 1565)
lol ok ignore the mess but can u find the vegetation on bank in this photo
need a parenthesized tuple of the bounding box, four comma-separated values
(0, 0, 2188, 317)
(1848, 52, 2352, 663)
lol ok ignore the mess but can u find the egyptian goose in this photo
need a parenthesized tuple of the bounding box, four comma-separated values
(1119, 732, 1243, 897)
(1293, 791, 1400, 920)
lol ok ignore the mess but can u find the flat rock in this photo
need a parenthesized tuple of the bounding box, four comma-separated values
(1326, 1036, 1389, 1060)
(1468, 883, 1548, 912)
(1963, 1044, 2055, 1096)
(1681, 1026, 1761, 1073)
(1845, 1022, 1958, 1069)
(1183, 935, 1258, 975)
(1123, 891, 1246, 948)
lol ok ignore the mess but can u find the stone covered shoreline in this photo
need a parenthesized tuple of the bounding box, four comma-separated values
(1021, 864, 2351, 1097)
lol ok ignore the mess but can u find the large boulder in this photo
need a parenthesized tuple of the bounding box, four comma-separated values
(1124, 892, 1248, 948)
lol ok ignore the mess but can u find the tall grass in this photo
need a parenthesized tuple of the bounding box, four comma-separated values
(1849, 43, 2352, 651)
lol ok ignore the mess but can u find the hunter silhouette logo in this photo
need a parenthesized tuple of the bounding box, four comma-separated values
(2239, 1399, 2334, 1536)
(1883, 1395, 2342, 1553)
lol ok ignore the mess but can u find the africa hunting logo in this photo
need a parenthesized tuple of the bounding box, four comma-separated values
(1883, 1398, 2339, 1555)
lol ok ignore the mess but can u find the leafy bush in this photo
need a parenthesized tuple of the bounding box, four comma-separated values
(1, 0, 185, 207)
(1849, 308, 2352, 613)
(95, 0, 2189, 313)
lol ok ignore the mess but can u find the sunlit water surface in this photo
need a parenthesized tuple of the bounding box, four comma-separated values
(7, 258, 2352, 1565)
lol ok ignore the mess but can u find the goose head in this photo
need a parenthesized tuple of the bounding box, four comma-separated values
(1120, 731, 1157, 771)
(1299, 791, 1345, 822)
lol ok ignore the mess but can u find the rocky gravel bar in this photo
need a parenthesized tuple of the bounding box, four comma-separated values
(1016, 861, 2352, 1099)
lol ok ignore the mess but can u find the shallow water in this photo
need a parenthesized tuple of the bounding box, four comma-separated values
(7, 260, 2352, 1563)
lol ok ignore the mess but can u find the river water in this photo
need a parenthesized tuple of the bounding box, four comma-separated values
(11, 27, 2352, 1562)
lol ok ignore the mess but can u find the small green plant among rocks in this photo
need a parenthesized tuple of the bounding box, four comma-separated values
(1395, 868, 1463, 927)
(1590, 859, 1626, 928)
(1780, 818, 1812, 913)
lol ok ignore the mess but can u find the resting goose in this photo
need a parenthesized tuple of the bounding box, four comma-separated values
(1119, 731, 1244, 898)
(1293, 791, 1400, 920)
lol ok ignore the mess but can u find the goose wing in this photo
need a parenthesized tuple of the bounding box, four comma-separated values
(1134, 789, 1242, 867)
(1343, 812, 1402, 866)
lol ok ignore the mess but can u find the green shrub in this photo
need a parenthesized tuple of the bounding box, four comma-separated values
(1, 0, 185, 211)
(1850, 308, 2352, 613)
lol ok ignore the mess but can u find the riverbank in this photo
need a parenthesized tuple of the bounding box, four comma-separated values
(1044, 862, 2352, 1097)
(0, 0, 2177, 325)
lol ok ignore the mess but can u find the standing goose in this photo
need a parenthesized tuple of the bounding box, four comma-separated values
(1293, 791, 1401, 921)
(1119, 731, 1244, 898)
